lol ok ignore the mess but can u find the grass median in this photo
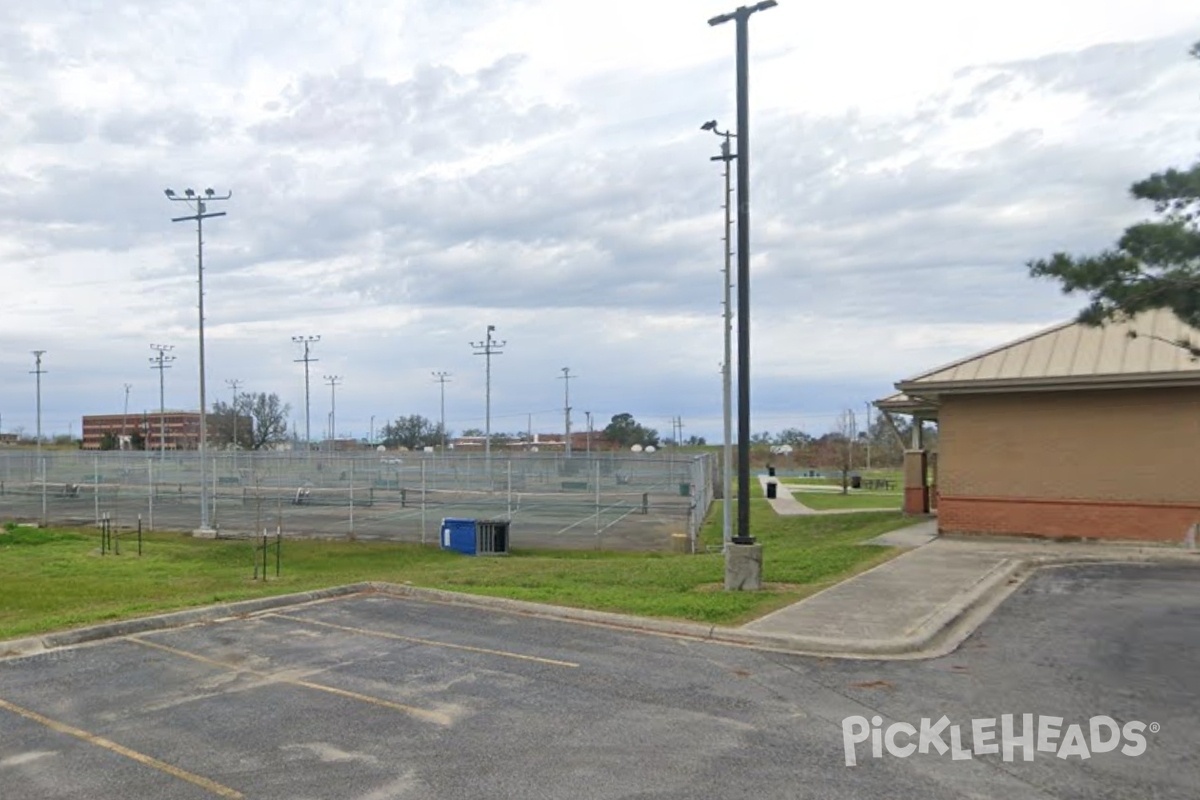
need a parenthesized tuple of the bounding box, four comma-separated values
(0, 505, 910, 641)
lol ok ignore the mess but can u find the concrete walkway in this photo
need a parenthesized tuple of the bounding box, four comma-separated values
(739, 526, 1200, 658)
(759, 474, 898, 515)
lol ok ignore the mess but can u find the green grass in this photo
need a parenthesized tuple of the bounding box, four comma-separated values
(0, 506, 909, 641)
(794, 492, 901, 511)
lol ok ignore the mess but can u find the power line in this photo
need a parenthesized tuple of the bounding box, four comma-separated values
(292, 335, 320, 448)
(432, 371, 451, 452)
(227, 378, 243, 452)
(149, 344, 176, 460)
(470, 325, 505, 465)
(324, 375, 343, 444)
(558, 367, 576, 456)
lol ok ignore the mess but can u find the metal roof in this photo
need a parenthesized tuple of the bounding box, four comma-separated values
(897, 309, 1200, 396)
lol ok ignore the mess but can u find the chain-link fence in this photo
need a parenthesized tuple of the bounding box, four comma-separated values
(0, 451, 714, 552)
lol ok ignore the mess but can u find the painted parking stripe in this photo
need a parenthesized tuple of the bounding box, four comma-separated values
(268, 613, 580, 668)
(0, 696, 243, 799)
(128, 637, 452, 726)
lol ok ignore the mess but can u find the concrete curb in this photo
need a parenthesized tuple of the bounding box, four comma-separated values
(0, 583, 374, 660)
(3, 549, 1197, 663)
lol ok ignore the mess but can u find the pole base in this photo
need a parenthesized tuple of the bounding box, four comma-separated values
(192, 527, 218, 539)
(724, 542, 763, 591)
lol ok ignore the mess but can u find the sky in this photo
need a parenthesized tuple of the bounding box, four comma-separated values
(1, 0, 1198, 444)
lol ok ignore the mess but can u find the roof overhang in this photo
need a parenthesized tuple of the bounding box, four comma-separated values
(874, 391, 939, 419)
(898, 370, 1200, 398)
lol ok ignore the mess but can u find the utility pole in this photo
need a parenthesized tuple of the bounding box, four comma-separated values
(122, 383, 132, 443)
(226, 379, 243, 453)
(149, 345, 175, 460)
(165, 186, 231, 535)
(432, 372, 451, 452)
(324, 375, 342, 446)
(471, 325, 505, 467)
(30, 351, 46, 527)
(864, 401, 873, 471)
(702, 119, 736, 547)
(292, 335, 320, 449)
(709, 0, 776, 547)
(559, 367, 575, 456)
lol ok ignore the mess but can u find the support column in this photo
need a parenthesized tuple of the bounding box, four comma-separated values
(928, 451, 939, 511)
(903, 449, 929, 515)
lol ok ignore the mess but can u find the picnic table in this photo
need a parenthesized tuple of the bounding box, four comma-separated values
(861, 478, 896, 491)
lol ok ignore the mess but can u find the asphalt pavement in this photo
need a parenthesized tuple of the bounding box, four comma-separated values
(2, 565, 1197, 799)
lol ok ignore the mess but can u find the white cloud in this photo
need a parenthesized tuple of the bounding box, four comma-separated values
(0, 1, 1198, 439)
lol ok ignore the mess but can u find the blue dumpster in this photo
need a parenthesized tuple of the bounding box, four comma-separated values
(440, 518, 510, 556)
(441, 518, 478, 555)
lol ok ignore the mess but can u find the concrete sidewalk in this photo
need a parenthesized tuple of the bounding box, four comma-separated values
(759, 474, 897, 515)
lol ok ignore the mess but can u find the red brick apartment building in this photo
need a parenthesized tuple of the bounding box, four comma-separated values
(877, 309, 1200, 543)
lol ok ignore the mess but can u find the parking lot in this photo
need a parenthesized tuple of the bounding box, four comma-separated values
(1, 564, 1197, 799)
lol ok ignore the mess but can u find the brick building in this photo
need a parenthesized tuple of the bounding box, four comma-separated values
(877, 309, 1200, 542)
(82, 411, 210, 451)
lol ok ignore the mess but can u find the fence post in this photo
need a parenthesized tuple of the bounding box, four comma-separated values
(420, 459, 427, 545)
(147, 455, 154, 532)
(348, 457, 355, 541)
(94, 456, 100, 526)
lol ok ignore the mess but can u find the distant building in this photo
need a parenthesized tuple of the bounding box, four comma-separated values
(81, 411, 241, 451)
(448, 432, 608, 452)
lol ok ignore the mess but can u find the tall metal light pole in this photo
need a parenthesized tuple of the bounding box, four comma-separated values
(709, 0, 776, 546)
(585, 411, 593, 457)
(702, 119, 736, 547)
(30, 351, 46, 527)
(324, 375, 342, 445)
(122, 383, 132, 444)
(432, 371, 451, 452)
(165, 186, 230, 534)
(292, 335, 320, 449)
(559, 367, 575, 456)
(149, 345, 175, 460)
(226, 378, 243, 453)
(471, 326, 505, 467)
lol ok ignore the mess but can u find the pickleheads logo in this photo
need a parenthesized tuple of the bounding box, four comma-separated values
(841, 714, 1156, 766)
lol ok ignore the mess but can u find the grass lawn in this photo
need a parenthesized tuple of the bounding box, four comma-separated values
(794, 492, 902, 511)
(0, 506, 909, 641)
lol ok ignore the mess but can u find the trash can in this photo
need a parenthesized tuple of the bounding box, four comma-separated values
(441, 518, 478, 555)
(440, 518, 510, 556)
(850, 475, 862, 489)
(767, 466, 776, 477)
(766, 481, 778, 499)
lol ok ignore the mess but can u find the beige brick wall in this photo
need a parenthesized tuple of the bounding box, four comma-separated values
(939, 387, 1200, 504)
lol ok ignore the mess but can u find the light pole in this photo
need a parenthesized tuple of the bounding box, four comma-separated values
(122, 383, 132, 445)
(585, 411, 592, 457)
(292, 335, 320, 449)
(432, 372, 451, 452)
(559, 367, 575, 456)
(324, 375, 342, 446)
(165, 186, 231, 535)
(226, 378, 243, 456)
(709, 0, 776, 546)
(370, 415, 376, 446)
(471, 326, 505, 467)
(30, 351, 46, 527)
(703, 119, 736, 547)
(150, 345, 175, 460)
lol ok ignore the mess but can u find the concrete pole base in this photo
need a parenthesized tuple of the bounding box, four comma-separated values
(724, 543, 763, 591)
(192, 527, 219, 539)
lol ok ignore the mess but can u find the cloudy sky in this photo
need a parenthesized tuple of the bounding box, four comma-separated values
(1, 0, 1198, 443)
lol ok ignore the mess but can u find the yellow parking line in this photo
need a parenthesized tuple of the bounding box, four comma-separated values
(128, 637, 451, 726)
(269, 613, 579, 668)
(0, 696, 243, 799)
